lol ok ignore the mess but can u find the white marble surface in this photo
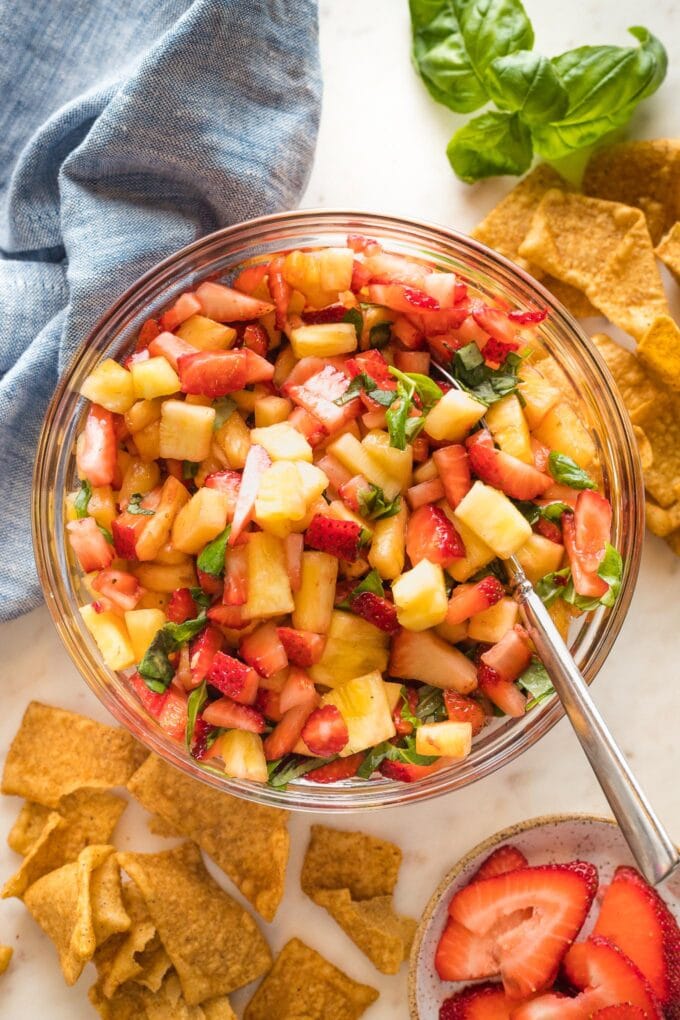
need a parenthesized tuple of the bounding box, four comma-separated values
(2, 1, 680, 1017)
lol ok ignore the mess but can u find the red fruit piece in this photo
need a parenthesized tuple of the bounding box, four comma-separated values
(243, 323, 269, 357)
(378, 757, 448, 783)
(563, 513, 609, 599)
(129, 671, 167, 719)
(229, 443, 272, 543)
(279, 668, 319, 713)
(202, 697, 266, 733)
(591, 1008, 648, 1019)
(482, 337, 518, 366)
(284, 533, 304, 592)
(301, 303, 349, 325)
(472, 845, 529, 883)
(305, 514, 363, 562)
(91, 570, 144, 614)
(406, 505, 465, 568)
(573, 489, 612, 573)
(467, 431, 552, 501)
(433, 444, 472, 508)
(195, 280, 274, 322)
(436, 917, 498, 984)
(166, 587, 196, 624)
(178, 349, 248, 397)
(255, 688, 283, 723)
(206, 651, 258, 704)
(407, 476, 446, 510)
(160, 291, 202, 332)
(77, 404, 117, 487)
(301, 705, 349, 756)
(306, 751, 366, 783)
(242, 347, 275, 384)
(239, 621, 288, 678)
(346, 349, 396, 390)
(393, 686, 419, 736)
(593, 865, 680, 1011)
(232, 262, 269, 295)
(444, 691, 487, 737)
(472, 305, 520, 348)
(535, 516, 562, 544)
(158, 687, 188, 741)
(263, 702, 315, 760)
(446, 575, 505, 626)
(223, 545, 248, 605)
(368, 282, 439, 313)
(350, 591, 400, 634)
(136, 317, 161, 349)
(266, 255, 291, 331)
(204, 469, 242, 519)
(67, 518, 114, 573)
(481, 628, 532, 683)
(507, 308, 548, 325)
(196, 566, 223, 598)
(207, 603, 248, 629)
(439, 982, 511, 1020)
(189, 715, 216, 761)
(477, 661, 526, 718)
(288, 365, 361, 432)
(277, 627, 326, 667)
(111, 512, 147, 559)
(189, 626, 223, 686)
(148, 331, 197, 370)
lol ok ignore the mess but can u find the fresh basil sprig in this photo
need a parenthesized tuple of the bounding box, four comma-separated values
(548, 452, 596, 491)
(336, 568, 385, 610)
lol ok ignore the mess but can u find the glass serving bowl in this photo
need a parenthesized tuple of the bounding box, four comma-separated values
(32, 210, 644, 811)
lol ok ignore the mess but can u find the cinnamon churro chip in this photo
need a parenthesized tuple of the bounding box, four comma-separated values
(656, 222, 680, 283)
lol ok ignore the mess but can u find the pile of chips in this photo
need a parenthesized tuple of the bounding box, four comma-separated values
(473, 139, 680, 555)
(1, 700, 419, 1018)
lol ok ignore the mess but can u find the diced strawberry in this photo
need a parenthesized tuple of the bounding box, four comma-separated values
(345, 349, 396, 389)
(415, 304, 470, 334)
(406, 505, 465, 568)
(255, 688, 283, 723)
(472, 305, 520, 349)
(232, 262, 269, 295)
(467, 431, 552, 500)
(411, 435, 430, 462)
(148, 331, 197, 370)
(178, 349, 248, 397)
(288, 406, 328, 447)
(591, 1007, 648, 1019)
(439, 982, 511, 1020)
(204, 470, 241, 520)
(363, 251, 429, 286)
(539, 482, 579, 509)
(229, 444, 272, 543)
(347, 233, 381, 255)
(207, 603, 248, 629)
(281, 356, 329, 391)
(406, 476, 446, 510)
(350, 590, 400, 634)
(188, 714, 217, 761)
(160, 291, 202, 332)
(111, 512, 146, 559)
(368, 282, 439, 314)
(482, 337, 518, 366)
(129, 671, 167, 719)
(477, 661, 526, 718)
(423, 272, 464, 309)
(166, 587, 196, 624)
(263, 702, 315, 760)
(223, 544, 248, 605)
(508, 308, 548, 325)
(444, 691, 487, 737)
(206, 651, 258, 704)
(239, 621, 288, 678)
(158, 687, 188, 740)
(124, 348, 150, 369)
(284, 533, 304, 591)
(351, 258, 372, 290)
(562, 513, 609, 599)
(472, 845, 529, 883)
(593, 866, 680, 1010)
(189, 626, 223, 685)
(67, 518, 114, 572)
(481, 628, 532, 683)
(279, 667, 319, 713)
(445, 863, 598, 998)
(277, 627, 326, 667)
(302, 303, 350, 325)
(173, 645, 193, 691)
(301, 704, 349, 756)
(266, 255, 291, 331)
(195, 280, 274, 322)
(426, 331, 464, 362)
(91, 569, 144, 612)
(136, 317, 161, 349)
(288, 365, 361, 432)
(447, 576, 505, 626)
(202, 696, 266, 733)
(378, 757, 449, 782)
(306, 752, 366, 782)
(394, 349, 430, 375)
(242, 347, 275, 383)
(535, 517, 562, 544)
(77, 404, 117, 487)
(338, 474, 373, 513)
(393, 686, 418, 736)
(314, 454, 353, 494)
(389, 628, 478, 692)
(531, 438, 551, 473)
(196, 566, 224, 598)
(391, 315, 424, 350)
(305, 514, 363, 562)
(243, 323, 269, 357)
(573, 490, 612, 573)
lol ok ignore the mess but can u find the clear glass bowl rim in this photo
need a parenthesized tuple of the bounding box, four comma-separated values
(32, 208, 644, 812)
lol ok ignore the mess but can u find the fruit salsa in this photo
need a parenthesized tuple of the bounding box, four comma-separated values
(66, 235, 622, 787)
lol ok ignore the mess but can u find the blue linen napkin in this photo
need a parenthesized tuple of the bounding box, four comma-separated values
(0, 0, 321, 621)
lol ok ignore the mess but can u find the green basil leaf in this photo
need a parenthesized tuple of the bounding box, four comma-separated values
(517, 657, 555, 709)
(370, 387, 400, 408)
(334, 373, 374, 407)
(196, 525, 231, 578)
(447, 110, 533, 183)
(358, 484, 402, 522)
(186, 681, 208, 753)
(389, 367, 443, 407)
(540, 501, 571, 522)
(409, 0, 490, 113)
(391, 734, 439, 766)
(535, 566, 571, 607)
(485, 50, 568, 123)
(97, 524, 114, 545)
(267, 754, 336, 788)
(342, 307, 364, 341)
(453, 0, 534, 81)
(597, 543, 623, 609)
(561, 577, 603, 612)
(399, 688, 422, 729)
(127, 492, 155, 516)
(189, 587, 212, 611)
(74, 480, 92, 519)
(213, 397, 237, 431)
(357, 741, 393, 779)
(415, 685, 448, 723)
(138, 614, 208, 690)
(548, 452, 596, 490)
(337, 569, 385, 610)
(513, 499, 570, 525)
(385, 390, 412, 450)
(369, 322, 392, 349)
(450, 344, 523, 404)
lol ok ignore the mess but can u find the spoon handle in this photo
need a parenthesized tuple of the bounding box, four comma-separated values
(513, 570, 679, 886)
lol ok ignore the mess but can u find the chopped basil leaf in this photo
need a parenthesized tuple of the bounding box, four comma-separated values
(196, 525, 231, 578)
(369, 321, 392, 348)
(537, 545, 622, 612)
(97, 524, 114, 544)
(189, 586, 212, 611)
(127, 492, 155, 516)
(450, 344, 523, 404)
(541, 501, 571, 521)
(74, 480, 92, 518)
(335, 373, 371, 406)
(337, 568, 385, 610)
(213, 396, 237, 431)
(267, 754, 335, 789)
(138, 614, 208, 690)
(385, 386, 413, 450)
(518, 657, 555, 709)
(186, 681, 208, 753)
(358, 484, 401, 521)
(597, 543, 623, 609)
(342, 307, 364, 341)
(415, 685, 448, 722)
(468, 559, 507, 585)
(357, 735, 438, 777)
(359, 527, 373, 547)
(388, 366, 444, 406)
(535, 566, 571, 607)
(183, 460, 199, 480)
(513, 499, 570, 526)
(548, 452, 597, 490)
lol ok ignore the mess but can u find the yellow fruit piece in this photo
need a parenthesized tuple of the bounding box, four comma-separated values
(118, 458, 161, 509)
(485, 395, 532, 463)
(361, 304, 394, 346)
(255, 462, 308, 536)
(329, 432, 401, 500)
(435, 619, 468, 644)
(124, 398, 163, 434)
(136, 590, 170, 612)
(133, 561, 197, 593)
(251, 422, 312, 462)
(416, 721, 472, 759)
(86, 486, 118, 531)
(215, 410, 250, 468)
(282, 247, 354, 307)
(296, 462, 329, 505)
(176, 314, 236, 350)
(440, 506, 496, 583)
(361, 430, 413, 493)
(327, 499, 371, 534)
(533, 401, 596, 468)
(309, 610, 389, 688)
(133, 420, 161, 462)
(368, 505, 407, 580)
(467, 597, 519, 643)
(254, 395, 292, 427)
(289, 323, 358, 359)
(217, 731, 268, 783)
(242, 533, 294, 619)
(424, 389, 486, 442)
(273, 346, 298, 389)
(455, 482, 531, 560)
(413, 457, 439, 484)
(292, 552, 338, 633)
(392, 559, 448, 631)
(136, 476, 190, 562)
(124, 609, 167, 661)
(80, 605, 135, 671)
(322, 670, 396, 755)
(184, 394, 213, 407)
(153, 542, 192, 566)
(159, 400, 215, 463)
(172, 487, 230, 555)
(515, 532, 565, 584)
(80, 359, 135, 414)
(131, 357, 181, 400)
(383, 681, 404, 716)
(518, 364, 560, 429)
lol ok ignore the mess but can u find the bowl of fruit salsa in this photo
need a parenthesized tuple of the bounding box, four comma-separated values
(32, 210, 643, 809)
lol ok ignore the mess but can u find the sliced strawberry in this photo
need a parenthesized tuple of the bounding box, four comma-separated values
(239, 621, 288, 678)
(363, 251, 429, 287)
(472, 845, 529, 883)
(406, 505, 465, 568)
(305, 514, 363, 562)
(204, 470, 241, 520)
(436, 918, 498, 983)
(573, 490, 612, 573)
(301, 704, 349, 756)
(288, 365, 361, 432)
(266, 255, 291, 331)
(232, 262, 269, 295)
(433, 444, 473, 508)
(77, 404, 117, 487)
(482, 337, 518, 366)
(301, 303, 349, 325)
(188, 714, 217, 761)
(388, 628, 478, 692)
(306, 751, 366, 783)
(279, 667, 319, 713)
(206, 651, 258, 704)
(535, 516, 562, 544)
(195, 280, 274, 322)
(189, 626, 223, 685)
(243, 323, 269, 357)
(222, 545, 248, 605)
(411, 435, 430, 463)
(314, 454, 353, 494)
(446, 576, 505, 626)
(67, 517, 114, 572)
(447, 863, 598, 998)
(178, 349, 248, 397)
(277, 627, 326, 667)
(338, 474, 373, 513)
(508, 308, 548, 325)
(378, 757, 449, 782)
(229, 443, 271, 543)
(202, 696, 266, 733)
(242, 347, 275, 384)
(166, 587, 196, 624)
(111, 512, 147, 559)
(350, 591, 400, 634)
(439, 982, 511, 1020)
(207, 603, 248, 629)
(196, 566, 224, 598)
(92, 569, 144, 611)
(345, 349, 396, 389)
(263, 702, 315, 760)
(255, 688, 283, 723)
(477, 661, 527, 717)
(129, 671, 167, 719)
(160, 291, 202, 332)
(158, 687, 188, 740)
(347, 233, 381, 255)
(148, 331, 197, 370)
(467, 431, 552, 500)
(472, 305, 520, 349)
(593, 866, 680, 1010)
(284, 533, 304, 592)
(562, 513, 609, 599)
(136, 317, 161, 349)
(444, 691, 487, 737)
(288, 406, 328, 447)
(481, 628, 532, 683)
(392, 315, 425, 350)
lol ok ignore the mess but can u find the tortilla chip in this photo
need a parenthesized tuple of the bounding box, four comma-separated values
(133, 940, 173, 993)
(519, 190, 669, 340)
(141, 971, 236, 1020)
(127, 753, 288, 921)
(315, 888, 416, 974)
(244, 938, 378, 1020)
(638, 315, 680, 391)
(2, 811, 67, 899)
(542, 277, 600, 319)
(94, 884, 156, 998)
(632, 426, 654, 471)
(583, 139, 680, 244)
(0, 945, 13, 975)
(645, 500, 680, 538)
(89, 979, 145, 1020)
(7, 801, 52, 854)
(2, 702, 146, 808)
(656, 222, 680, 284)
(118, 842, 271, 1004)
(147, 814, 180, 839)
(90, 852, 134, 950)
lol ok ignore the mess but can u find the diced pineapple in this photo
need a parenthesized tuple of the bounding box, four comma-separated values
(440, 505, 497, 582)
(296, 462, 329, 505)
(86, 486, 118, 531)
(361, 430, 413, 493)
(518, 365, 561, 429)
(273, 346, 298, 388)
(467, 597, 519, 643)
(184, 394, 213, 407)
(172, 487, 230, 555)
(159, 400, 215, 462)
(368, 505, 407, 580)
(153, 542, 192, 565)
(287, 496, 328, 535)
(292, 552, 338, 633)
(392, 559, 448, 631)
(515, 533, 565, 584)
(242, 533, 294, 619)
(176, 314, 236, 350)
(218, 730, 268, 783)
(133, 420, 162, 462)
(250, 422, 312, 462)
(435, 619, 468, 644)
(549, 598, 575, 642)
(133, 561, 197, 593)
(289, 323, 358, 359)
(254, 461, 308, 536)
(80, 604, 135, 671)
(231, 389, 258, 414)
(360, 305, 394, 346)
(321, 670, 396, 755)
(455, 482, 532, 560)
(424, 389, 486, 442)
(329, 433, 401, 500)
(80, 359, 135, 413)
(136, 476, 190, 561)
(416, 721, 472, 759)
(309, 610, 389, 688)
(534, 401, 596, 468)
(131, 357, 181, 400)
(118, 458, 161, 509)
(214, 410, 250, 468)
(485, 395, 532, 463)
(413, 457, 439, 484)
(383, 681, 404, 716)
(136, 590, 170, 612)
(124, 608, 167, 661)
(254, 395, 292, 427)
(327, 499, 371, 535)
(125, 398, 163, 434)
(282, 247, 354, 307)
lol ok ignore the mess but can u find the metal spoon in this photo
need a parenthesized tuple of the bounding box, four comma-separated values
(431, 359, 679, 886)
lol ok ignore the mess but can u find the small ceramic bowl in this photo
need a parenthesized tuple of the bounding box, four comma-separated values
(408, 813, 680, 1020)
